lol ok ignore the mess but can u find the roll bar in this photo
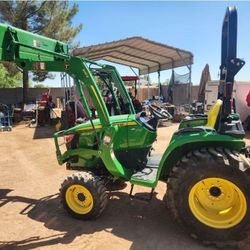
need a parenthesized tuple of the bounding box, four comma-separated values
(219, 6, 245, 118)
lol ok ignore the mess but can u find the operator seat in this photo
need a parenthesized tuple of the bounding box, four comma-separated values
(174, 100, 223, 136)
(206, 99, 223, 128)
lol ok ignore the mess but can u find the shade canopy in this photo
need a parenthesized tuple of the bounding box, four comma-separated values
(73, 37, 193, 75)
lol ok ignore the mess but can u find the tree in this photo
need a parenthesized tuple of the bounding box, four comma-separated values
(0, 63, 22, 88)
(0, 1, 82, 104)
(33, 83, 48, 88)
(32, 1, 82, 82)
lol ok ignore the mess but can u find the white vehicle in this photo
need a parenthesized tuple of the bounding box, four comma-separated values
(205, 80, 250, 122)
(204, 80, 219, 111)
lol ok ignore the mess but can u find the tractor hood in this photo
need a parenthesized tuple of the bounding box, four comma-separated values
(65, 114, 137, 134)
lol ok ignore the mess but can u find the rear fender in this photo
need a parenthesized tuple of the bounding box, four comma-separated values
(156, 130, 245, 181)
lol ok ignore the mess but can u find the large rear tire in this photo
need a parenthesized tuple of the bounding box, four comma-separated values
(60, 172, 108, 220)
(167, 147, 250, 248)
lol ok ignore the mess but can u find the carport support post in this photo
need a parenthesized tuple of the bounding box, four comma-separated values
(158, 70, 161, 97)
(147, 74, 150, 99)
(74, 80, 78, 121)
(189, 65, 192, 113)
(60, 73, 65, 109)
(138, 69, 141, 100)
(68, 74, 72, 100)
(176, 50, 193, 111)
(129, 66, 140, 98)
(65, 74, 68, 102)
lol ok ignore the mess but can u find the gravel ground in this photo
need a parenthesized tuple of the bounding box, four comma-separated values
(0, 123, 250, 250)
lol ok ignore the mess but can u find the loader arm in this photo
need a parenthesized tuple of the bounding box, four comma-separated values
(0, 23, 110, 127)
(0, 22, 135, 179)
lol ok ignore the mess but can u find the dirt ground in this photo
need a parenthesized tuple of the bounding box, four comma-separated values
(0, 123, 250, 250)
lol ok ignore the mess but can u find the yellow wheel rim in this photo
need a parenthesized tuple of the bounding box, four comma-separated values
(188, 177, 247, 229)
(65, 184, 94, 214)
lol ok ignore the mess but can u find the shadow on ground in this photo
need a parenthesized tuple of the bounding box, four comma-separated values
(32, 126, 55, 140)
(0, 188, 215, 250)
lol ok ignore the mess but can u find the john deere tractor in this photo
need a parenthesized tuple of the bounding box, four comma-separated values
(0, 6, 249, 248)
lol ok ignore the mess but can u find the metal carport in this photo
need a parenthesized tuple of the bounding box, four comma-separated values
(73, 36, 193, 99)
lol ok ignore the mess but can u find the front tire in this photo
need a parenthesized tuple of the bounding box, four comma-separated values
(60, 172, 108, 220)
(167, 147, 250, 248)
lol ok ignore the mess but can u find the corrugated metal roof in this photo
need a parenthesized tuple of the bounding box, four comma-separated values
(73, 37, 193, 75)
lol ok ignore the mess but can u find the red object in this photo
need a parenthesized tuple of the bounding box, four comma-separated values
(122, 76, 139, 98)
(121, 76, 139, 81)
(65, 135, 74, 143)
(246, 91, 250, 107)
(38, 91, 49, 106)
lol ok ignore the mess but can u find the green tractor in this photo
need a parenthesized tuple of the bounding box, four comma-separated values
(0, 6, 250, 248)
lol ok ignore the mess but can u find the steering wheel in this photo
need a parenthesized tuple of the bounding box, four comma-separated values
(149, 104, 173, 120)
(136, 111, 155, 131)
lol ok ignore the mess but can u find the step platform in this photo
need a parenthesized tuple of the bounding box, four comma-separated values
(130, 154, 161, 188)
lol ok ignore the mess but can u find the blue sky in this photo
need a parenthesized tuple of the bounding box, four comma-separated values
(45, 1, 250, 86)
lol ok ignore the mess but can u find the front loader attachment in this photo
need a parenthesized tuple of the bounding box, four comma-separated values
(0, 22, 112, 127)
(0, 23, 68, 63)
